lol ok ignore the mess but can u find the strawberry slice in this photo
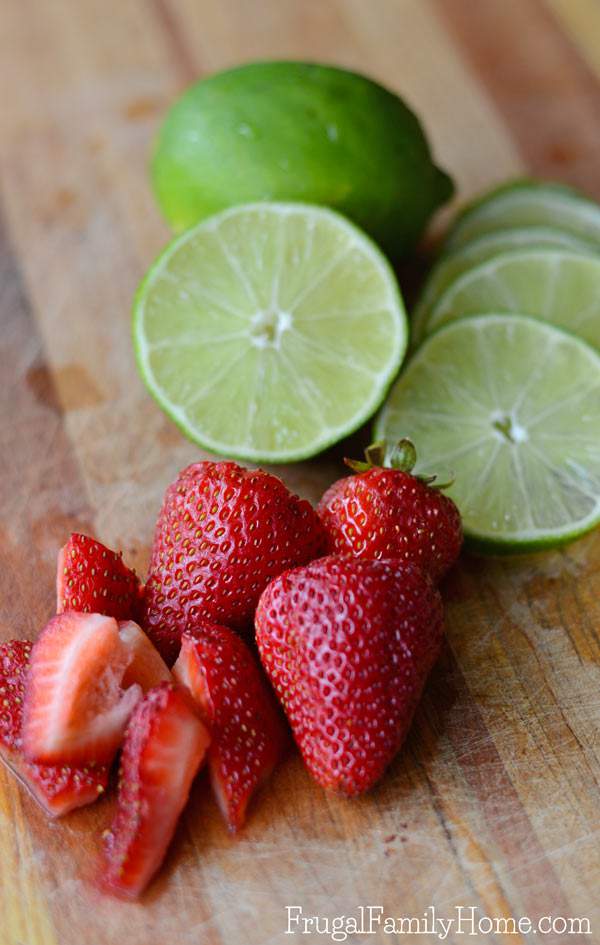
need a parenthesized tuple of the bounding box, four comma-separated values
(57, 533, 142, 621)
(173, 622, 288, 831)
(101, 682, 210, 900)
(119, 621, 172, 690)
(23, 612, 142, 765)
(0, 640, 109, 817)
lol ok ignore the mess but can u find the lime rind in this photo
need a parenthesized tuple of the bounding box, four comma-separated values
(375, 314, 600, 552)
(133, 202, 408, 463)
(411, 226, 597, 347)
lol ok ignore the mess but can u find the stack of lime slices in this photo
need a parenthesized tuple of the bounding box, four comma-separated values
(376, 180, 600, 552)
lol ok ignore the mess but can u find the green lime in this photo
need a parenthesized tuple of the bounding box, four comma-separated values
(411, 226, 595, 346)
(133, 202, 408, 463)
(151, 61, 453, 258)
(375, 314, 600, 552)
(424, 248, 600, 350)
(445, 179, 600, 251)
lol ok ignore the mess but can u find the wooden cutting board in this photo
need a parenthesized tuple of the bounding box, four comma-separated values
(2, 1, 600, 942)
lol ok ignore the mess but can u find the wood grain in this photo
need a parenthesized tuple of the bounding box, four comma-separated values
(1, 1, 600, 943)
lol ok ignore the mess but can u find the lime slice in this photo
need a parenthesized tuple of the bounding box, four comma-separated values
(425, 248, 600, 350)
(133, 202, 407, 463)
(445, 179, 600, 252)
(412, 226, 595, 346)
(375, 314, 600, 552)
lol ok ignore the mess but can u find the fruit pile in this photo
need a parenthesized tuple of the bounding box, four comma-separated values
(137, 62, 600, 557)
(378, 179, 600, 552)
(0, 450, 461, 899)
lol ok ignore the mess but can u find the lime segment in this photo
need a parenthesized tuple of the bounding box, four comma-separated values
(445, 179, 600, 251)
(425, 248, 600, 350)
(375, 314, 600, 551)
(411, 227, 595, 346)
(134, 202, 407, 463)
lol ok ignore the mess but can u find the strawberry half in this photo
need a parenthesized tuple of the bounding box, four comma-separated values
(57, 533, 143, 621)
(256, 555, 444, 795)
(23, 613, 142, 765)
(143, 461, 326, 662)
(101, 682, 210, 900)
(173, 622, 288, 831)
(0, 640, 109, 817)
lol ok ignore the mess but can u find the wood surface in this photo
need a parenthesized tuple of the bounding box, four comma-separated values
(1, 1, 600, 943)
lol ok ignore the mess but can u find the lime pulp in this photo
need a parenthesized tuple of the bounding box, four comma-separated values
(133, 202, 408, 463)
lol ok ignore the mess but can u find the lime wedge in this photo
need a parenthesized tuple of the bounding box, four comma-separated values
(445, 179, 600, 251)
(412, 226, 595, 346)
(133, 202, 407, 463)
(424, 248, 600, 350)
(375, 314, 600, 552)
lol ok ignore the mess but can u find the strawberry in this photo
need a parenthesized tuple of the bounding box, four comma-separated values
(119, 621, 172, 690)
(317, 440, 462, 581)
(57, 533, 143, 621)
(255, 555, 444, 795)
(173, 622, 288, 831)
(143, 461, 326, 662)
(101, 682, 210, 900)
(0, 640, 109, 817)
(23, 613, 143, 765)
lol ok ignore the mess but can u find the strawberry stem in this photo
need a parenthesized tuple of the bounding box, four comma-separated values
(387, 438, 417, 472)
(344, 438, 455, 490)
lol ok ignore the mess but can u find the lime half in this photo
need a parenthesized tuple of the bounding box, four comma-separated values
(375, 314, 600, 552)
(411, 227, 595, 346)
(445, 179, 600, 252)
(425, 248, 600, 350)
(134, 202, 407, 463)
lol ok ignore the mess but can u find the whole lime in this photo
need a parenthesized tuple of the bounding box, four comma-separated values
(151, 61, 453, 257)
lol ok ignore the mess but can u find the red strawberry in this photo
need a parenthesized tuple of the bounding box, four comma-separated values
(0, 640, 109, 817)
(23, 612, 142, 765)
(143, 462, 326, 662)
(318, 440, 462, 581)
(255, 555, 444, 795)
(173, 622, 288, 831)
(101, 682, 210, 900)
(57, 533, 143, 621)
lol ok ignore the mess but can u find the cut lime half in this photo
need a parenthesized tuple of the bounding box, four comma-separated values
(411, 226, 595, 346)
(375, 314, 600, 552)
(425, 248, 600, 350)
(445, 179, 600, 252)
(133, 202, 407, 463)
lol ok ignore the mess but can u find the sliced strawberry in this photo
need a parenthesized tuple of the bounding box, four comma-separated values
(23, 612, 142, 765)
(57, 533, 143, 621)
(0, 640, 109, 817)
(101, 682, 210, 900)
(118, 621, 172, 691)
(173, 622, 288, 832)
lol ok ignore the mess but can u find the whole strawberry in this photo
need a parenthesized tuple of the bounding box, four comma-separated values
(318, 440, 462, 581)
(143, 462, 326, 662)
(255, 555, 444, 795)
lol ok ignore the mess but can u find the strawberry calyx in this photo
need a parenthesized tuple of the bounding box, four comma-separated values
(344, 439, 454, 489)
